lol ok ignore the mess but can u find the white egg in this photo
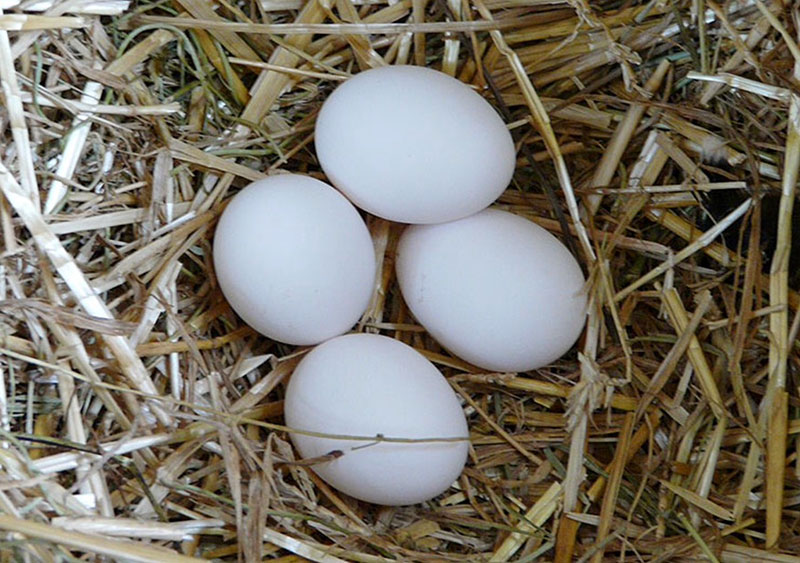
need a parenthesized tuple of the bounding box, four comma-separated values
(213, 174, 375, 345)
(284, 334, 469, 505)
(315, 65, 516, 224)
(396, 209, 587, 372)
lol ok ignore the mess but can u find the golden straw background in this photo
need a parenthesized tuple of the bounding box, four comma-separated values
(0, 0, 799, 560)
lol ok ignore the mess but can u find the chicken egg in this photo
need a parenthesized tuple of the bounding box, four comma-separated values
(213, 174, 376, 345)
(284, 334, 469, 505)
(396, 209, 587, 372)
(315, 65, 516, 224)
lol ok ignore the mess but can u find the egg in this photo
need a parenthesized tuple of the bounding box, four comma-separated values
(284, 334, 469, 505)
(396, 209, 587, 372)
(314, 65, 516, 224)
(213, 174, 376, 345)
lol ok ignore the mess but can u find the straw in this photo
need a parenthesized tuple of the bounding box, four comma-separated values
(1, 0, 799, 559)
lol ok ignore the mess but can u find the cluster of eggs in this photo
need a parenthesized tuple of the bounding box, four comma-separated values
(213, 66, 587, 505)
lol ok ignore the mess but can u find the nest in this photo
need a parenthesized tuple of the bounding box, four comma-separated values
(0, 0, 799, 561)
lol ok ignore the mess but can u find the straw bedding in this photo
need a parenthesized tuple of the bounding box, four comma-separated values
(0, 0, 798, 561)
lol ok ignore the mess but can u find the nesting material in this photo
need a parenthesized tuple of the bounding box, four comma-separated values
(0, 0, 799, 561)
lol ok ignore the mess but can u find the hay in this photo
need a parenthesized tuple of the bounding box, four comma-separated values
(0, 0, 798, 560)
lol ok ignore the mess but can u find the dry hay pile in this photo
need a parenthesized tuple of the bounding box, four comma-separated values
(0, 0, 798, 561)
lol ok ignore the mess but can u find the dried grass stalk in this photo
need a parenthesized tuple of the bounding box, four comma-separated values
(0, 160, 173, 427)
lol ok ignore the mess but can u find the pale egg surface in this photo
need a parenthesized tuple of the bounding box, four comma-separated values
(396, 209, 587, 372)
(213, 174, 375, 346)
(314, 65, 516, 224)
(284, 334, 469, 505)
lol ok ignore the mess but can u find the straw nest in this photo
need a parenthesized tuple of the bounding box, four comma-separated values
(0, 0, 798, 561)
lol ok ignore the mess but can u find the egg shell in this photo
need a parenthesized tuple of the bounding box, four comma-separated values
(395, 209, 587, 372)
(213, 174, 376, 345)
(314, 65, 516, 224)
(284, 334, 469, 506)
